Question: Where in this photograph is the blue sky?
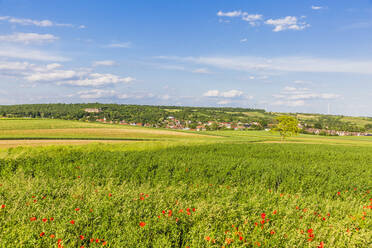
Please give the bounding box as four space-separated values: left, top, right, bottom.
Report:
0 0 371 116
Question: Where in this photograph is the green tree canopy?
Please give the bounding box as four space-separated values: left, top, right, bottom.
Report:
274 115 300 140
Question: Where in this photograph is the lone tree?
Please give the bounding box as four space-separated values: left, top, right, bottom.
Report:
274 115 300 140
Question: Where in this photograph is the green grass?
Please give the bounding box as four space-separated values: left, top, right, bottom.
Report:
0 119 371 247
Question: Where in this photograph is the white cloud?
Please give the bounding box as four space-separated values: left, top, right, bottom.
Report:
0 60 134 87
46 63 62 70
61 73 134 86
217 11 263 26
106 42 131 48
203 90 220 97
192 68 211 74
0 32 58 44
0 46 68 61
265 16 310 32
240 38 248 43
217 100 231 105
217 10 243 17
0 16 82 28
26 70 86 82
311 6 323 10
203 89 244 98
272 100 305 107
77 90 157 100
160 94 170 100
242 14 263 26
220 89 243 98
93 60 116 66
158 56 372 75
272 87 340 107
78 89 116 99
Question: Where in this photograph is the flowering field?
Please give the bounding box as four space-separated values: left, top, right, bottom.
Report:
0 141 371 247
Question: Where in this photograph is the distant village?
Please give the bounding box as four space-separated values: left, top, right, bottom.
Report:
85 108 372 137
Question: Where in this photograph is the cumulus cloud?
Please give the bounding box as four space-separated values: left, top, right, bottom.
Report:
271 87 340 107
0 16 81 28
217 10 243 17
203 90 220 97
203 89 244 98
220 90 243 98
217 10 263 26
61 73 134 86
26 70 86 82
0 60 134 87
0 46 68 61
265 16 310 32
93 60 116 66
0 32 58 44
242 14 263 26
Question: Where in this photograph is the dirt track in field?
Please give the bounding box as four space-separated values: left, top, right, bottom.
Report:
0 139 136 148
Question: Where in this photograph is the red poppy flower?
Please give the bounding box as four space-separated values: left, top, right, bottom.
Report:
75 208 80 211
168 210 172 217
50 234 55 238
239 236 243 241
30 217 37 221
1 204 5 209
337 192 341 195
186 208 190 212
270 230 275 235
79 235 84 240
260 220 265 225
50 217 54 221
42 218 47 223
307 229 313 234
318 241 324 248
261 213 266 219
192 208 196 212
179 209 183 213
273 210 277 215
95 239 99 243
140 197 145 201
254 222 258 226
32 196 36 198
90 239 94 243
40 232 45 237
102 242 107 246
108 193 112 197
205 236 210 241
162 210 165 214
139 222 146 227
70 220 75 225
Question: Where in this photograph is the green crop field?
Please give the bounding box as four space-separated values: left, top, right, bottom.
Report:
0 119 371 247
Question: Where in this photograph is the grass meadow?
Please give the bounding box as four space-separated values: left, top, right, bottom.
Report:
0 119 371 247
